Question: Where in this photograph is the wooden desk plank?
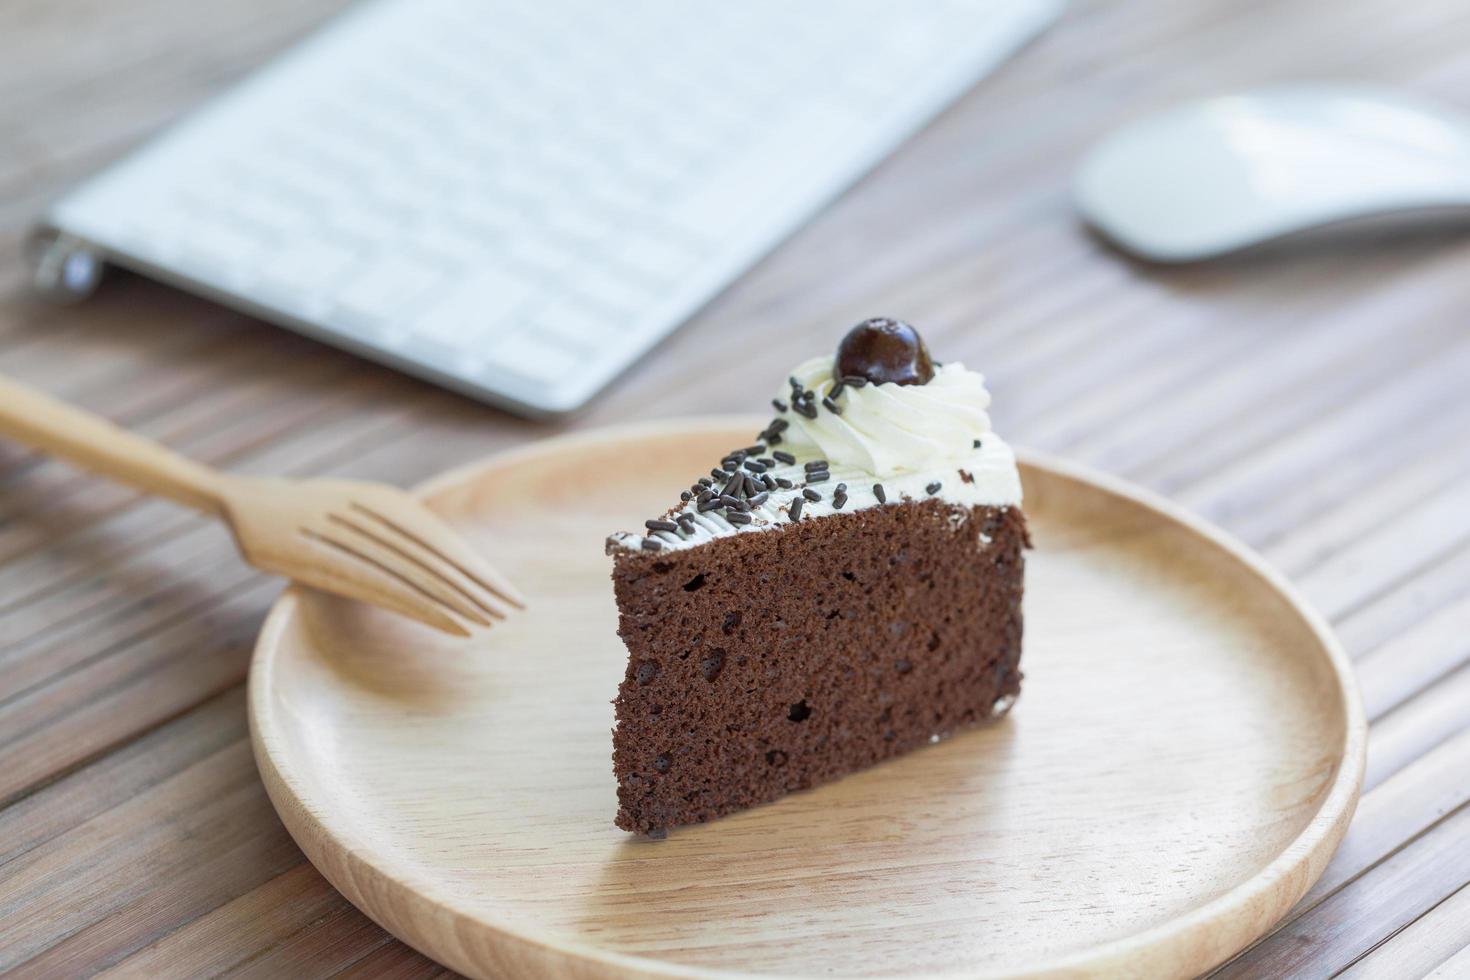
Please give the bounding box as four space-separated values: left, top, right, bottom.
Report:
1336 885 1470 979
1426 944 1470 980
1355 596 1470 720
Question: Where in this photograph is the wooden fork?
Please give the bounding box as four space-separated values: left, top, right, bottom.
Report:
0 374 524 636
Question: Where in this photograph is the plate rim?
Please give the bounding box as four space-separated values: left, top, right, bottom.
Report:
248 415 1367 979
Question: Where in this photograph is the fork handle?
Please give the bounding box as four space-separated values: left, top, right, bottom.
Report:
0 374 225 513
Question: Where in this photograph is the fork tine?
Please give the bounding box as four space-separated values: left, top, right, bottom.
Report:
349 502 527 609
308 523 500 628
297 528 475 636
326 512 510 622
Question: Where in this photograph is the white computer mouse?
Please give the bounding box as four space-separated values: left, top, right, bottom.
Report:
1073 85 1470 262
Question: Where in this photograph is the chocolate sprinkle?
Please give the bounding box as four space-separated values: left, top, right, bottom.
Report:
775 477 794 489
926 481 942 495
711 468 728 481
822 395 842 415
874 483 887 504
788 497 805 521
973 438 983 449
743 459 767 473
842 375 869 388
829 382 845 400
806 471 830 484
721 472 745 498
768 418 790 433
767 434 783 446
726 511 752 525
697 498 721 512
772 450 796 465
803 487 822 501
640 538 662 551
804 460 829 472
645 519 679 532
744 445 766 455
679 491 692 501
758 457 775 467
794 400 818 420
698 489 716 503
773 398 788 412
833 490 848 509
697 477 713 487
719 494 748 511
748 491 770 507
761 474 777 491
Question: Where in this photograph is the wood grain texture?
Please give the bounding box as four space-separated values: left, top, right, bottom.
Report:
2 0 1469 975
249 423 1365 979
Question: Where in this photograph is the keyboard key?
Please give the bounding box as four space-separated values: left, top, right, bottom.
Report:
260 238 360 295
671 102 863 236
612 229 703 281
508 237 579 278
541 206 618 249
329 203 405 249
336 256 446 321
233 192 311 241
412 267 538 342
532 299 614 348
183 220 269 280
408 223 492 268
482 327 582 385
455 198 529 242
574 268 651 316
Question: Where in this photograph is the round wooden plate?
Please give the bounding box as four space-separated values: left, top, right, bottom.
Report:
249 417 1365 979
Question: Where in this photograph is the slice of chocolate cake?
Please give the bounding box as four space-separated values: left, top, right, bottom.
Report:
606 319 1028 835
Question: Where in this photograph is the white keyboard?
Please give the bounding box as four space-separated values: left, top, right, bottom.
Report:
39 0 1060 416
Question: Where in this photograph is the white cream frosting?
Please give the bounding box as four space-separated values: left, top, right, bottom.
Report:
607 358 1021 554
780 356 996 477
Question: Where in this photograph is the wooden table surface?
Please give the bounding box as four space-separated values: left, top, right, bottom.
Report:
3 0 1469 977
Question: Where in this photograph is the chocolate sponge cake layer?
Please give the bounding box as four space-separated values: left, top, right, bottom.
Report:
610 501 1028 835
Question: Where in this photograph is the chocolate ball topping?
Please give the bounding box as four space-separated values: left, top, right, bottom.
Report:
834 317 934 386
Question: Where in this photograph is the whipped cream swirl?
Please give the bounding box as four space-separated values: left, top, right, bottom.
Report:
780 356 995 477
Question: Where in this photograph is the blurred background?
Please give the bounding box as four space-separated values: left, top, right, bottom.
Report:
2 0 1469 976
